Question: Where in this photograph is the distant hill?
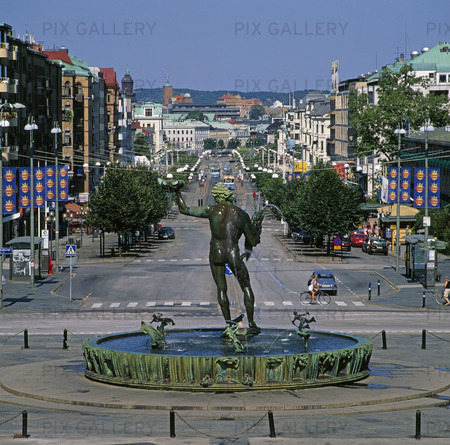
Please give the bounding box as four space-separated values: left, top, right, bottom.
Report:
134 88 328 106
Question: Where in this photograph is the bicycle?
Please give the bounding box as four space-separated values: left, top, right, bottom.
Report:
434 289 450 306
300 289 331 305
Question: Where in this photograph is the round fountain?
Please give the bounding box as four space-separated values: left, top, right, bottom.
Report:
82 327 372 391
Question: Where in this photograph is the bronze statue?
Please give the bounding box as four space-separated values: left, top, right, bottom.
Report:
159 179 263 335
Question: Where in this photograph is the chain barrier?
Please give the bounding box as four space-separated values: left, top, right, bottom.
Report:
174 411 268 439
423 330 450 343
0 410 23 426
370 330 383 340
0 329 25 350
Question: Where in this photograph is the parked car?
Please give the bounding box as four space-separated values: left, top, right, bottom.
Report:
158 227 175 240
350 233 368 247
367 238 388 255
362 237 376 253
308 270 338 295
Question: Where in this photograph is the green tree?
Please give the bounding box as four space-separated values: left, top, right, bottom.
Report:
349 64 450 159
249 104 265 120
88 165 168 253
203 138 217 151
186 110 205 121
134 133 151 157
217 139 225 149
227 138 241 150
289 161 362 254
413 204 450 254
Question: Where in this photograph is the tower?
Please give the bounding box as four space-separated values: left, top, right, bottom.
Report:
162 76 173 106
121 69 135 102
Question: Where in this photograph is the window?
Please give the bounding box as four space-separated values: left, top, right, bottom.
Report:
64 130 71 145
64 81 71 97
75 83 82 96
145 108 152 117
439 74 447 83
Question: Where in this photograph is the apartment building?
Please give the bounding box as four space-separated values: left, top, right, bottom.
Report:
216 93 262 118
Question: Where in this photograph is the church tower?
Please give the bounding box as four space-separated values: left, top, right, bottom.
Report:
121 69 135 102
162 76 173 106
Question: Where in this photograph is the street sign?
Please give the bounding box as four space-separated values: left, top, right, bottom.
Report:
0 248 13 255
333 237 342 251
66 256 77 266
65 244 77 256
225 264 233 275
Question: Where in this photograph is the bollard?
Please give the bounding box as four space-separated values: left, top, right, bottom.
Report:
368 283 372 300
169 410 176 438
415 410 421 440
24 329 29 349
377 280 380 296
421 329 426 350
63 329 69 349
22 410 28 438
198 199 201 206
268 410 276 438
422 292 426 309
381 330 387 349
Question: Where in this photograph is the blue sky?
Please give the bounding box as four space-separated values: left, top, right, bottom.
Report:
4 0 450 92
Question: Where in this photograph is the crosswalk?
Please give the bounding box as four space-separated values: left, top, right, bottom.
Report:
87 299 365 309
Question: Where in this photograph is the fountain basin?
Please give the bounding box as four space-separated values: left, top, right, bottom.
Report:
82 328 372 391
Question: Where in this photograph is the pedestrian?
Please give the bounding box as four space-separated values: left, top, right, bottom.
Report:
443 277 450 305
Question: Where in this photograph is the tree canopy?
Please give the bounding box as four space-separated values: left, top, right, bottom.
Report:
87 164 169 237
349 64 450 160
249 104 265 120
203 138 217 151
186 110 205 121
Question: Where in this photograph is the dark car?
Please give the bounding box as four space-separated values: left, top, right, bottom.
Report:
158 227 175 240
341 235 351 251
308 270 338 295
367 238 388 255
362 237 376 253
350 233 368 247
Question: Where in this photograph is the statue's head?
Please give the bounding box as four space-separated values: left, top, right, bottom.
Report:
211 182 236 203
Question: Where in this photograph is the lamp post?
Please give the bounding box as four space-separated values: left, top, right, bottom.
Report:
394 127 406 273
419 123 434 288
51 122 61 273
0 109 11 308
63 211 73 241
25 117 38 287
45 210 55 263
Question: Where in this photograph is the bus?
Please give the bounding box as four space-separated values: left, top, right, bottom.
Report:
223 175 235 190
223 164 232 175
211 167 220 178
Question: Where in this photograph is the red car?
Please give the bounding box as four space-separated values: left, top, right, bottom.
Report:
350 233 368 247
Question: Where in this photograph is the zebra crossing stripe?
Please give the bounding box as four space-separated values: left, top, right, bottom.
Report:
127 302 138 307
91 303 103 308
335 301 347 306
164 302 174 306
146 302 156 307
109 303 120 308
282 301 293 306
264 302 275 306
181 302 191 306
353 301 365 306
199 302 210 306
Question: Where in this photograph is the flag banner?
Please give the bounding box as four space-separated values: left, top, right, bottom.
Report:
58 166 69 201
413 167 426 209
34 167 46 208
428 168 440 209
3 167 16 215
400 167 411 203
380 175 388 203
19 167 31 209
45 165 56 202
387 167 399 203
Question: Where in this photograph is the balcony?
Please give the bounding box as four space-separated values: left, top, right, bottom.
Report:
2 145 19 161
0 42 8 59
0 78 18 94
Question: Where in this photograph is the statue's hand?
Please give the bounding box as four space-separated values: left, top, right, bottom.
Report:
158 178 185 192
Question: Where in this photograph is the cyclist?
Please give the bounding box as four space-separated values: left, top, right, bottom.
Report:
308 274 319 304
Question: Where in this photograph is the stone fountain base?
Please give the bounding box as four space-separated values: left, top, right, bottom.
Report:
82 328 372 392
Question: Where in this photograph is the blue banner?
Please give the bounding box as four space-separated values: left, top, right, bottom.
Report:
387 167 399 203
45 165 56 202
58 166 69 201
399 167 411 203
413 168 426 209
2 167 16 215
19 167 31 209
428 168 440 209
34 167 46 208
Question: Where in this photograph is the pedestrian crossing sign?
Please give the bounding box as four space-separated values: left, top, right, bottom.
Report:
65 244 77 256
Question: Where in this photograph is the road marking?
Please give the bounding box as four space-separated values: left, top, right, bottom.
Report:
164 302 174 306
353 301 365 306
199 302 210 306
262 258 269 261
91 303 103 308
181 302 192 306
282 301 293 306
182 258 189 261
335 301 347 306
195 258 202 261
146 302 156 307
286 258 293 262
170 259 178 262
127 302 138 308
145 259 153 262
158 259 165 262
109 303 120 308
264 301 275 306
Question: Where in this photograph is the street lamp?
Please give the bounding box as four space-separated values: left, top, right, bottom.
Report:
24 117 38 287
63 211 73 240
0 108 11 308
419 123 435 288
394 127 406 273
51 122 62 273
